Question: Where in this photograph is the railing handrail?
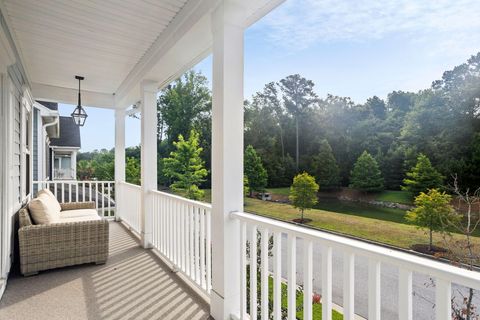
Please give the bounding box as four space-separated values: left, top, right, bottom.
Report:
118 181 141 189
33 180 115 184
231 210 480 290
149 189 212 210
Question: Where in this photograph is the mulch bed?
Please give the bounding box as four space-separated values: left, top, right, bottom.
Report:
411 244 449 257
292 218 313 224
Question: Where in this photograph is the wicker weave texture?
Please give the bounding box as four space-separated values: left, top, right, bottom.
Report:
18 203 109 275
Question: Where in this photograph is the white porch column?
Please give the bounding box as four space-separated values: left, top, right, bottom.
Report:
210 2 245 319
140 80 157 248
114 109 125 221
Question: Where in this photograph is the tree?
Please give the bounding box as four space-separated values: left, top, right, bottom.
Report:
441 176 480 320
349 151 384 192
365 96 386 119
244 145 268 197
289 173 319 223
163 130 208 200
158 70 211 151
310 139 340 190
77 160 94 180
405 189 456 251
279 74 318 170
402 154 444 196
125 157 140 185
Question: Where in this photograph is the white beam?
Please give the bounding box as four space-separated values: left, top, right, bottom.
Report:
114 108 126 222
31 82 115 109
140 80 157 248
210 1 245 319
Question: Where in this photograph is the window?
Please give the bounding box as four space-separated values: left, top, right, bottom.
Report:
21 92 32 199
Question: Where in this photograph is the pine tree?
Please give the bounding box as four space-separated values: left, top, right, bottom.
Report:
244 145 268 197
402 154 443 196
349 151 384 192
310 139 340 190
163 130 208 200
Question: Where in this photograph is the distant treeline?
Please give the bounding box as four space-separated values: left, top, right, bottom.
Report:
80 52 480 191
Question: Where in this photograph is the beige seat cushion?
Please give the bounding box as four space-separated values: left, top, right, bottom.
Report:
60 209 99 219
37 189 62 213
58 209 101 223
28 193 61 224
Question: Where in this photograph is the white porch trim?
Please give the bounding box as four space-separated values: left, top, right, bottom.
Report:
31 82 115 110
210 1 245 319
114 108 126 222
140 80 157 249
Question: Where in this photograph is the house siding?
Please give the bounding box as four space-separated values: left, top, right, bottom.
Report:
8 65 22 204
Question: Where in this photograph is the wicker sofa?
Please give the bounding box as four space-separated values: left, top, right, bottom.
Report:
18 197 109 276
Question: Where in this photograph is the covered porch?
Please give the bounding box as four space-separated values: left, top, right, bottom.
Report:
1 1 480 320
0 221 210 320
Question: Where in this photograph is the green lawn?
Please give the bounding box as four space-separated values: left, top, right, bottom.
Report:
375 190 413 205
244 197 480 252
315 198 407 225
248 270 343 319
266 187 291 197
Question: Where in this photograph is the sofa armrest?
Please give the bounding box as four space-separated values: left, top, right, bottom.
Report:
60 201 96 211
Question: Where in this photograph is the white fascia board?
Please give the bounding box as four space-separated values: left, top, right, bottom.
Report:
50 146 80 152
31 82 115 109
0 8 16 71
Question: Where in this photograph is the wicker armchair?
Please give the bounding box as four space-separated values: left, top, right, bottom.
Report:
18 201 109 276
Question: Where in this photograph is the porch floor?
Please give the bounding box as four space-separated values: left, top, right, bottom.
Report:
0 222 210 320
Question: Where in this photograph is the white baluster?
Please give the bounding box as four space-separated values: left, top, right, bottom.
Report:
273 231 282 320
303 239 313 320
206 208 212 293
261 227 269 320
322 246 332 320
250 224 258 320
343 252 355 320
398 268 412 320
368 259 381 320
287 234 296 320
200 208 206 289
240 222 247 320
435 278 451 320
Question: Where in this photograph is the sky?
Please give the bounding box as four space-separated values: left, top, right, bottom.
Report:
60 0 480 152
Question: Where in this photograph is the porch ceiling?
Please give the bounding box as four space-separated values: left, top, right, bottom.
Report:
0 0 285 109
1 0 188 95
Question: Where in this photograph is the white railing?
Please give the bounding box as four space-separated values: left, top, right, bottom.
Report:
150 190 212 295
116 181 142 234
231 211 480 320
33 180 116 218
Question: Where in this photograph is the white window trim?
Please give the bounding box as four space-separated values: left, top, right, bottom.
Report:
20 86 33 201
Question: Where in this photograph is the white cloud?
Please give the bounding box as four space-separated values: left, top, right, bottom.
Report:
256 0 480 54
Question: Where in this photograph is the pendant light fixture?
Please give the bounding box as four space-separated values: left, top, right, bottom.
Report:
71 75 88 126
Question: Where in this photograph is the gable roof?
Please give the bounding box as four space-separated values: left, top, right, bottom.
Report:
36 100 58 111
49 116 81 148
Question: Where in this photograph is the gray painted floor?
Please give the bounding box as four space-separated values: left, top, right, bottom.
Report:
0 222 210 320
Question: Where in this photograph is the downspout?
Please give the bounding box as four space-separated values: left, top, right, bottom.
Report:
43 115 58 133
43 116 59 181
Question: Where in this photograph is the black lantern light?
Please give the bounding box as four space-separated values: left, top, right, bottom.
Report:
71 75 88 126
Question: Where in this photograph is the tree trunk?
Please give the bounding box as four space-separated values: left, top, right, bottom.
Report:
295 116 299 171
429 228 433 251
279 126 285 160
